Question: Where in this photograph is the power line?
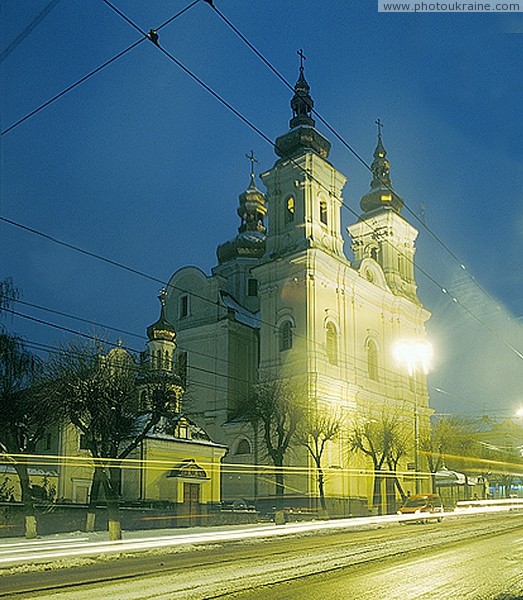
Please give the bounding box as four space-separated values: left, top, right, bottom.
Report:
95 2 523 363
0 0 62 63
6 299 486 413
0 1 200 137
207 2 517 326
2 3 521 369
1 2 517 363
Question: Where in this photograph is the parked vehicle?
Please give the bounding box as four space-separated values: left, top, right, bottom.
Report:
397 494 444 522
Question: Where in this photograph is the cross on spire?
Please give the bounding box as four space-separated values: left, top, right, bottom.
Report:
245 149 258 184
158 288 168 305
297 48 306 70
375 118 383 137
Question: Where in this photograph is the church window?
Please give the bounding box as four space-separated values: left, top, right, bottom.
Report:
176 421 189 439
247 278 258 297
285 196 295 224
320 199 328 226
326 322 338 365
164 350 171 370
176 351 188 387
370 247 378 261
367 340 379 381
45 432 52 451
235 438 252 455
179 294 189 318
79 434 89 451
279 321 293 351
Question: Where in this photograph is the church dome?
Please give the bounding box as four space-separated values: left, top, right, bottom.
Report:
216 163 267 264
217 230 266 263
360 124 403 214
147 290 176 343
274 59 331 160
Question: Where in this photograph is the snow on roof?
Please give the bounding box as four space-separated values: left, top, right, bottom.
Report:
220 292 260 328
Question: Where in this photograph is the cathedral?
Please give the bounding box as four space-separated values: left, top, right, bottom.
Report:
160 64 432 515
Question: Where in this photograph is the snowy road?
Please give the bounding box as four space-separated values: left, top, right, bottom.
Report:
1 511 522 599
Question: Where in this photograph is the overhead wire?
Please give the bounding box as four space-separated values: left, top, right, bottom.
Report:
0 0 516 363
0 0 62 63
96 0 523 362
0 0 200 137
1 2 520 421
207 2 514 322
6 297 488 413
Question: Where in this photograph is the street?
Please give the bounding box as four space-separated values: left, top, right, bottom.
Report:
1 510 522 599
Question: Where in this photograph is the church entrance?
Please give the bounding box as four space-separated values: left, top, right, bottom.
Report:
182 482 200 526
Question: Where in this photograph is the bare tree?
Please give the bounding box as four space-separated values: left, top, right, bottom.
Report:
0 279 61 538
421 415 476 493
0 333 60 538
48 343 182 540
296 404 341 516
348 409 407 515
239 379 304 507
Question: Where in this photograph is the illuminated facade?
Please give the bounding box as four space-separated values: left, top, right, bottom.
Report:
164 66 432 514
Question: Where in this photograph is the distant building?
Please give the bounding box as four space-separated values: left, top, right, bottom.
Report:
162 65 433 515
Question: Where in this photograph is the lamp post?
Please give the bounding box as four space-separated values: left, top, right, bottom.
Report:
393 340 433 494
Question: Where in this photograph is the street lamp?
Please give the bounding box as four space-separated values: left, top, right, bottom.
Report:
393 339 433 494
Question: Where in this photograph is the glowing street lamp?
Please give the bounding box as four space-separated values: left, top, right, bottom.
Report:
393 339 433 494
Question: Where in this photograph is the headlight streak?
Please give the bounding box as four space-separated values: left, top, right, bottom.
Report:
1 505 521 568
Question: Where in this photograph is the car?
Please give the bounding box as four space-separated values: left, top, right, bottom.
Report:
397 493 444 523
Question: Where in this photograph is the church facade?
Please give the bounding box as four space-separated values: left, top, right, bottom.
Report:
163 65 432 515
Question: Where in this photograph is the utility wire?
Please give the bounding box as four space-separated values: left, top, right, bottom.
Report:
208 3 515 324
0 0 62 63
2 2 520 371
7 299 486 413
0 1 515 362
97 1 523 362
0 1 199 136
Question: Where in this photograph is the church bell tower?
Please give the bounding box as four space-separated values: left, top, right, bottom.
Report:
348 122 420 303
260 55 346 260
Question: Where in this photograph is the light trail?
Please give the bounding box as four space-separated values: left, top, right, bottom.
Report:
2 506 522 569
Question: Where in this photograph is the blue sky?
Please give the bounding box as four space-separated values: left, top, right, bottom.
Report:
1 1 522 419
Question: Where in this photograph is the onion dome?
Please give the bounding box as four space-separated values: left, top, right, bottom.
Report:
360 121 403 214
146 289 177 343
216 155 267 264
274 56 331 160
105 339 134 366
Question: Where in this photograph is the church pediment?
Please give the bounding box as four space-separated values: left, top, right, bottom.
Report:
167 459 208 480
358 258 390 292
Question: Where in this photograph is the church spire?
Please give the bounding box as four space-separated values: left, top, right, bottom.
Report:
146 289 176 343
290 49 315 128
237 150 266 235
370 118 392 188
274 51 330 160
360 120 403 214
216 152 267 264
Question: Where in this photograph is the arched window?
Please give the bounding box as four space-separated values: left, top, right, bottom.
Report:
235 438 252 455
285 196 295 224
279 321 293 351
319 199 328 226
370 247 378 261
326 322 338 365
367 340 379 381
